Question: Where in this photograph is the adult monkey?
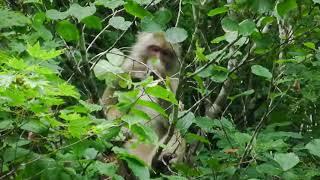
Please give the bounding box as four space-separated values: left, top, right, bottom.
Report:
101 32 185 170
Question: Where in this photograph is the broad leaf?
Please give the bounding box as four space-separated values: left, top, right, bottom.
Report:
81 16 102 30
56 20 79 41
68 3 96 21
305 139 320 158
239 19 255 36
124 0 152 19
165 27 188 43
109 16 132 31
251 65 272 80
274 153 300 171
95 0 125 10
276 0 297 17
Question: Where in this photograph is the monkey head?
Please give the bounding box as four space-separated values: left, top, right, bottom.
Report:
124 32 181 80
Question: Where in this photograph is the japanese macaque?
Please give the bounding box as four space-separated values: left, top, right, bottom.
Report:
101 32 185 169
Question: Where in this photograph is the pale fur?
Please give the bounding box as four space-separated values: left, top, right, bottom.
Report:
103 32 185 167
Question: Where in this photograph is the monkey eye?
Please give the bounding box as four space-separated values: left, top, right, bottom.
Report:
149 45 161 53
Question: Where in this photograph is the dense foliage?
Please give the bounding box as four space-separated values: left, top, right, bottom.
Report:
1 0 320 179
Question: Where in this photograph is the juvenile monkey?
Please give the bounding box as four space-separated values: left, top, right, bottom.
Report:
101 32 185 169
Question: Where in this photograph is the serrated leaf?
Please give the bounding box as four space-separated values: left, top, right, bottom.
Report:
20 120 48 133
136 99 168 117
95 161 118 177
0 9 30 29
305 139 320 158
208 7 228 17
109 16 132 31
79 100 103 112
81 15 102 30
56 20 79 42
251 65 272 80
274 153 299 171
68 3 96 21
27 42 64 60
165 27 188 43
124 0 152 19
145 85 178 105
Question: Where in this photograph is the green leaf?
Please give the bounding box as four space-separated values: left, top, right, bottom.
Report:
81 15 102 30
313 0 320 4
177 112 195 134
154 8 172 26
20 120 48 133
141 16 163 32
124 0 152 19
106 48 126 66
95 162 118 177
276 0 297 17
0 9 30 29
136 99 168 117
221 17 239 32
95 0 125 10
68 3 96 21
208 7 228 17
130 124 158 143
303 42 316 50
305 139 320 158
229 89 255 101
165 27 188 43
185 133 210 144
211 35 226 44
46 9 68 20
251 65 272 80
56 20 79 42
79 100 103 112
93 60 124 80
27 42 64 60
238 19 256 36
0 120 13 129
0 74 15 88
274 153 299 171
109 16 132 31
145 85 178 105
124 157 150 179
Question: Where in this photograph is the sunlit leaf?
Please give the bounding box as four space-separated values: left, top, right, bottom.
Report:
124 0 152 18
0 9 30 29
56 20 79 41
274 153 299 171
68 3 96 21
208 7 228 17
95 0 125 10
27 42 64 60
109 16 132 31
165 27 188 43
305 139 320 158
81 15 102 30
